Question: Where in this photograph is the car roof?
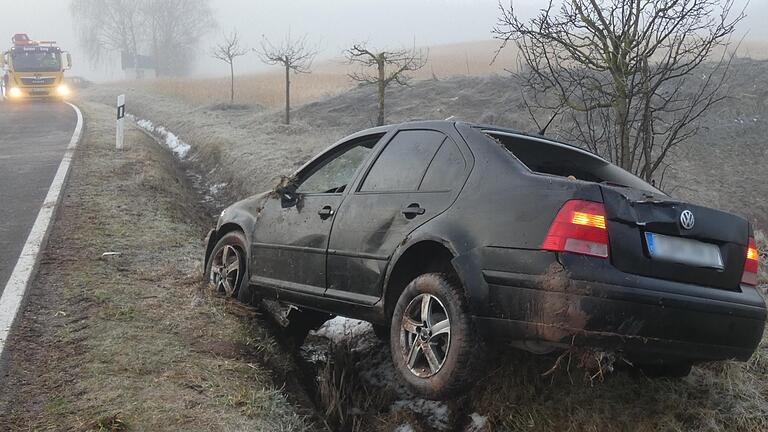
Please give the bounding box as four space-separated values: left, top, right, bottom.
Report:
351 120 607 163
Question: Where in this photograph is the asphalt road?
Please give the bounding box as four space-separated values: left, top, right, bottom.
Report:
0 101 77 295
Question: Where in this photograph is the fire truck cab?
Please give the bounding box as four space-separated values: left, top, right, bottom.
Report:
1 33 73 101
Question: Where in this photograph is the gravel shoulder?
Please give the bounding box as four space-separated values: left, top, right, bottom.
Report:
0 101 315 431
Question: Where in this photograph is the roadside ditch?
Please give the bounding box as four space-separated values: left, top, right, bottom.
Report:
128 113 488 432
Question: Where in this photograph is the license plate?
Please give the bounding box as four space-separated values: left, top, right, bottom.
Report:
644 232 724 270
30 89 48 95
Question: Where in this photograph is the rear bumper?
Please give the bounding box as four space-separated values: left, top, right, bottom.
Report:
471 248 766 362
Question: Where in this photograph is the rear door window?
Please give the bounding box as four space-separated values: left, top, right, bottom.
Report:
419 137 467 191
360 130 444 192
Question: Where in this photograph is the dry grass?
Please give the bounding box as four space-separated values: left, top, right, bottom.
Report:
315 339 396 432
144 71 352 109
0 101 313 431
126 39 768 110
127 40 521 108
464 328 768 432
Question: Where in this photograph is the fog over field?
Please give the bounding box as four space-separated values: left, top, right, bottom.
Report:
0 0 767 81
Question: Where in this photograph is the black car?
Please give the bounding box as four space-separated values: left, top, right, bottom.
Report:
204 121 765 400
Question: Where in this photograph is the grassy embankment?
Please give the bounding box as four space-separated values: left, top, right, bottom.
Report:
0 101 315 431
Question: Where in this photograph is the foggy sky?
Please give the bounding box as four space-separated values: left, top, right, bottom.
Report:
0 0 765 81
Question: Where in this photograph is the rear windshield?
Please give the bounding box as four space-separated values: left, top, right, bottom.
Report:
488 132 661 194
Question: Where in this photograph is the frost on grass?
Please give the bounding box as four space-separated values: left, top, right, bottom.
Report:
133 116 191 158
394 424 415 432
392 398 450 430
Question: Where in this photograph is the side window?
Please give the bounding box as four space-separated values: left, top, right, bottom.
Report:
360 130 444 192
296 135 381 194
419 137 467 191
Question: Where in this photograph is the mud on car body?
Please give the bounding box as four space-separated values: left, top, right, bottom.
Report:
204 120 766 400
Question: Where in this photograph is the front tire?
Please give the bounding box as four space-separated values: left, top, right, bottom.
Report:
390 273 482 400
205 231 248 297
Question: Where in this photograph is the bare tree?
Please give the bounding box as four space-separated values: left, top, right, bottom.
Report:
144 0 216 76
71 0 215 76
257 33 317 125
212 30 249 104
493 0 744 183
70 0 142 66
346 43 428 126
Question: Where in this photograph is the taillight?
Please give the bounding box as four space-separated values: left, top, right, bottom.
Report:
542 200 609 258
742 237 759 286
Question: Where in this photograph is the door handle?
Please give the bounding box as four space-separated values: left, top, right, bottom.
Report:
318 205 335 219
402 203 426 219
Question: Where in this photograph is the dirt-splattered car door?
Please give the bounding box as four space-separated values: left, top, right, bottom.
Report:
325 129 466 304
249 136 380 295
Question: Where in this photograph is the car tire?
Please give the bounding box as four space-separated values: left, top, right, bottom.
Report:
205 231 249 297
390 273 482 400
639 362 693 378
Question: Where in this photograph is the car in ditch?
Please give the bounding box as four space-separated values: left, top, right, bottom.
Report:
203 120 765 400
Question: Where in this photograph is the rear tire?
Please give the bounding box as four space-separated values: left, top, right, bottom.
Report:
205 231 249 297
390 273 482 400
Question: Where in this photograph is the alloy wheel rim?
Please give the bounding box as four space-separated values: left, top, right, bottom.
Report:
210 245 241 296
400 293 451 378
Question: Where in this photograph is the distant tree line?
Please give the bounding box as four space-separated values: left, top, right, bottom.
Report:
70 0 215 76
210 30 427 126
70 0 429 127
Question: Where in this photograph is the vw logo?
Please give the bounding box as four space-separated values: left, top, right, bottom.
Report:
680 210 695 230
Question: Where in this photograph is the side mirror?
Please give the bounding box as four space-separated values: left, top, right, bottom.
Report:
279 184 299 208
65 52 72 70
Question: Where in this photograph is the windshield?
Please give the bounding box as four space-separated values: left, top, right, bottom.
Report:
11 49 61 72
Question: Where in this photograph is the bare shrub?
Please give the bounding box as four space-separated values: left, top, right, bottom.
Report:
493 0 745 184
346 42 428 126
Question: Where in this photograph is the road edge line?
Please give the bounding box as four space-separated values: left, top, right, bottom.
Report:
0 102 84 359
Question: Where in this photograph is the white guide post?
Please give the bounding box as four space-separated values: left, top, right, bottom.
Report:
116 94 126 150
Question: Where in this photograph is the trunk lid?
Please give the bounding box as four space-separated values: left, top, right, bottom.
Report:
601 186 749 291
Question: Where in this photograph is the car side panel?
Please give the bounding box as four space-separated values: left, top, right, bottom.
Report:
326 123 474 303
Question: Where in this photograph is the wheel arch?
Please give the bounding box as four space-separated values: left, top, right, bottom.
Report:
382 238 463 321
204 222 249 271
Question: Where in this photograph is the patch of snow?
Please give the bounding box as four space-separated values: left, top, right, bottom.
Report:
155 126 191 158
131 116 191 159
312 317 372 345
394 424 415 432
466 413 489 431
392 399 450 431
136 118 155 132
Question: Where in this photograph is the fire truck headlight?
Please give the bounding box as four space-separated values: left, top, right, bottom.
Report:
8 87 22 98
56 84 71 97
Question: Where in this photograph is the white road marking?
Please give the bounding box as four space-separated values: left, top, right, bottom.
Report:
0 102 83 358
